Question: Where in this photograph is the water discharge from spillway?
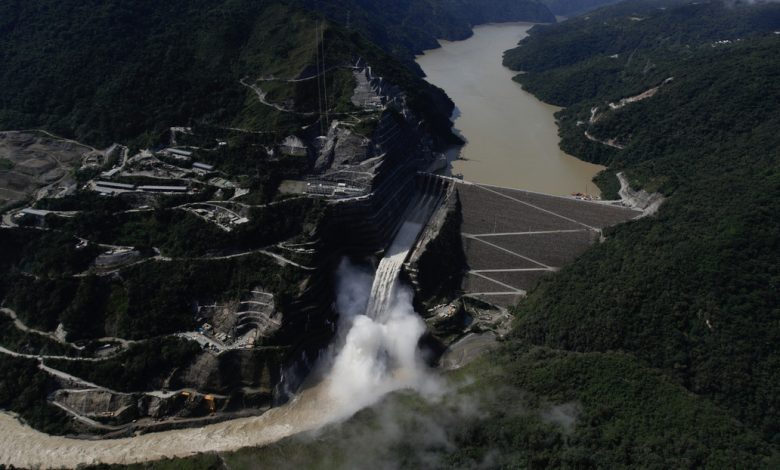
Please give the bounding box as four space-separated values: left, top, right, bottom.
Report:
365 190 438 319
325 189 442 418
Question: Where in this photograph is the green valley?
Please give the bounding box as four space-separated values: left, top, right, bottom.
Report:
1 0 778 468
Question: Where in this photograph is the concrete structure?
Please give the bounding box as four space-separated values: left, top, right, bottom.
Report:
101 167 122 178
193 162 214 172
137 185 188 193
95 181 135 190
166 148 193 158
15 207 50 225
95 249 141 269
20 208 50 218
280 136 307 157
351 67 385 110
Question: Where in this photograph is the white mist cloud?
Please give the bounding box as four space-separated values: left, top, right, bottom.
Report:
334 259 374 320
540 402 580 434
324 259 443 420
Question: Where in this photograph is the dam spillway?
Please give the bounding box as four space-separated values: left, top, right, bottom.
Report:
365 186 441 319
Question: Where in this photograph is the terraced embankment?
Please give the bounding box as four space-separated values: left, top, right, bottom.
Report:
455 180 640 306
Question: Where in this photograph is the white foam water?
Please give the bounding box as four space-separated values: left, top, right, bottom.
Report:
326 190 441 417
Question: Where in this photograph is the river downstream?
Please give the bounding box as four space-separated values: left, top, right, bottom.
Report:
416 23 604 196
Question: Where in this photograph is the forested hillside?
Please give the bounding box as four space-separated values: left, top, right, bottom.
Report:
435 0 555 25
302 0 554 59
501 0 780 448
542 0 623 16
0 0 559 441
0 0 553 148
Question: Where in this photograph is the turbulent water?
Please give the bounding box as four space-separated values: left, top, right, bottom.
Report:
326 189 442 417
416 23 605 196
364 223 421 320
365 191 437 319
0 383 336 468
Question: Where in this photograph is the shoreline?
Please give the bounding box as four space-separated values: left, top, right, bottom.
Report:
0 381 337 468
415 23 605 196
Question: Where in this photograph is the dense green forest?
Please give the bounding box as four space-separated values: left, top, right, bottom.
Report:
1 239 309 341
300 0 554 64
2 0 779 466
0 355 76 435
47 338 202 393
542 0 623 15
499 0 780 449
129 1 778 466
0 0 554 149
0 1 434 147
45 197 323 258
91 345 777 468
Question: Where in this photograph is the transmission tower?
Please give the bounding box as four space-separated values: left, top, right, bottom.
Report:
320 23 329 131
314 22 324 135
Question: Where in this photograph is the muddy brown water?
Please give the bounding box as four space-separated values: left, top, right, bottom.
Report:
0 382 337 468
416 23 604 196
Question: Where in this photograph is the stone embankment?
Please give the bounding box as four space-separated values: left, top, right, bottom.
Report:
617 172 665 216
452 178 641 307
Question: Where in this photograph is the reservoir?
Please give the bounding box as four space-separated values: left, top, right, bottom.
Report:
416 23 604 196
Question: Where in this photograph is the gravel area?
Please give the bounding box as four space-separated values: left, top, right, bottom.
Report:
481 270 549 292
0 381 338 468
458 185 582 233
462 272 517 293
486 230 595 267
463 237 543 270
487 186 640 228
465 293 523 308
457 182 638 305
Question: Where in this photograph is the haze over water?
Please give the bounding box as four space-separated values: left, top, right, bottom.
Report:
416 23 604 196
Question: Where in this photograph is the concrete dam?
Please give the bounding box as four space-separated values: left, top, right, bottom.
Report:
296 167 641 385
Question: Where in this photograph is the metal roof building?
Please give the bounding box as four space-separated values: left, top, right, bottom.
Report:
137 185 188 193
193 162 215 171
95 180 136 190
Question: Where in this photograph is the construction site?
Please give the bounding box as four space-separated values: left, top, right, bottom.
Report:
0 131 91 211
